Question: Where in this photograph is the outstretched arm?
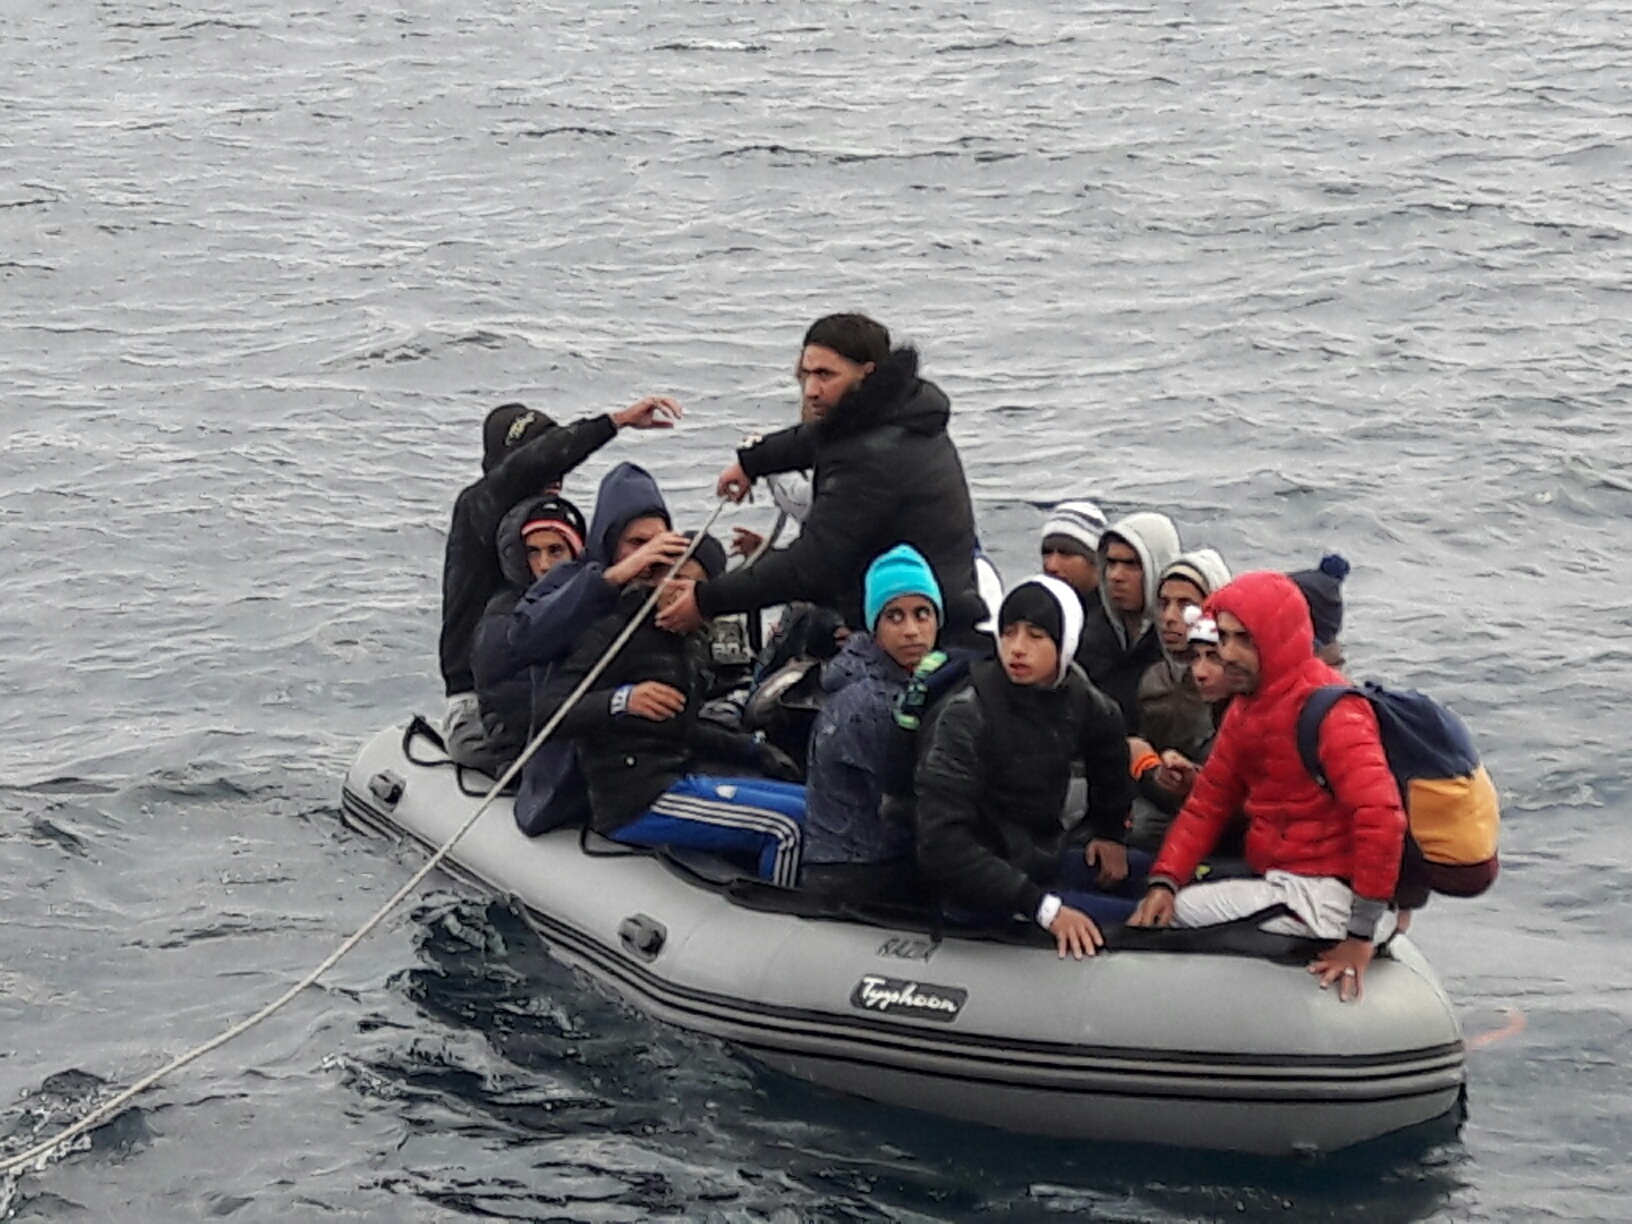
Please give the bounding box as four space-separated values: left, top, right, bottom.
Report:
696 447 891 618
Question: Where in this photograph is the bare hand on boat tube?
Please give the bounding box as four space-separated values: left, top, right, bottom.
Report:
1049 906 1104 960
1126 884 1176 928
626 682 687 721
1309 938 1374 1002
1084 839 1129 887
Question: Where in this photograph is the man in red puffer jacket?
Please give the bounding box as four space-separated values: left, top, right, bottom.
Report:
1127 571 1406 1002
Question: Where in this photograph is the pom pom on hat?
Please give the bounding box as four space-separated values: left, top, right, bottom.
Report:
1288 552 1349 647
1184 603 1219 645
864 544 944 632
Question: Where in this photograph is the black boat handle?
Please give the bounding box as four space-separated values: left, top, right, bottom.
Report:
618 914 666 961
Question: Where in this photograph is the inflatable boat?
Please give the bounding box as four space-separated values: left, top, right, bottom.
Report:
340 719 1466 1155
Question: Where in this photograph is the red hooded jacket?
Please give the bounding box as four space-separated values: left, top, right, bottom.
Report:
1151 571 1405 903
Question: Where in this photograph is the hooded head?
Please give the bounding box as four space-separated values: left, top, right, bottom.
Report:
495 494 585 590
998 575 1083 689
1288 553 1350 649
1155 548 1232 659
1097 511 1182 643
1203 571 1316 697
481 403 558 474
583 462 670 566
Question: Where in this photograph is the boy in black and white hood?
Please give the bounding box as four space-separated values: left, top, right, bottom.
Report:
914 576 1141 959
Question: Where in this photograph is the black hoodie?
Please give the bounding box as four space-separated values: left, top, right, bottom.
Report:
439 414 618 696
695 348 982 641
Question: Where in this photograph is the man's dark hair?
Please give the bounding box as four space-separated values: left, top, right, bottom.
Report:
803 314 890 367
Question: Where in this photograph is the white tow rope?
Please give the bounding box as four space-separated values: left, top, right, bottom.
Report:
0 500 729 1180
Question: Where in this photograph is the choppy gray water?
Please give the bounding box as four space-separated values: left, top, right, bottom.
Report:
2 0 1629 1218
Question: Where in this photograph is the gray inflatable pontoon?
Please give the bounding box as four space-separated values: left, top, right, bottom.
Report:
341 719 1465 1155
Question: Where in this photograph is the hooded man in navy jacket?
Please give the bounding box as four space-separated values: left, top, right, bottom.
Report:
506 462 691 833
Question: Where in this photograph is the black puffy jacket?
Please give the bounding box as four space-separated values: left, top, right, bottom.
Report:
914 660 1133 917
695 348 982 641
540 586 764 834
439 414 617 696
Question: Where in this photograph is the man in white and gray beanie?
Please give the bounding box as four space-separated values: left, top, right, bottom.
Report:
1039 499 1109 602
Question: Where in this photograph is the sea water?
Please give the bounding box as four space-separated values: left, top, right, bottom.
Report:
1 0 1628 1218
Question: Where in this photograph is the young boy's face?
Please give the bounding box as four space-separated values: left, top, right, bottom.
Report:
523 527 575 580
1189 641 1229 702
998 620 1058 687
874 594 937 672
1157 577 1207 656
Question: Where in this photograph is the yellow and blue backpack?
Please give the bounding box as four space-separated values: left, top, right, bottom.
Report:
1297 682 1499 900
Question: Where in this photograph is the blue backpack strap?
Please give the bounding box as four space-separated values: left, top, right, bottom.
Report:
1296 684 1365 791
1356 680 1481 778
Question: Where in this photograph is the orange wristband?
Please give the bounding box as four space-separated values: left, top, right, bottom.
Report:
1130 751 1161 779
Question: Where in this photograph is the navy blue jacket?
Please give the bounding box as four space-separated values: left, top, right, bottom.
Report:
803 634 915 866
510 463 670 834
468 494 564 770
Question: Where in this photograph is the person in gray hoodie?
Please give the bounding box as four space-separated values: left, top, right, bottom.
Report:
1126 548 1232 849
1074 511 1182 723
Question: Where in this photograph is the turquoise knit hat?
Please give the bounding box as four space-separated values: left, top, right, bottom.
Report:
864 544 943 632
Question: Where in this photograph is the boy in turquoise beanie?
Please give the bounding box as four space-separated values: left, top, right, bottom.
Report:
802 545 944 903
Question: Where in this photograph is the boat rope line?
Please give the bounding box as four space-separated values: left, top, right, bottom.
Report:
745 509 787 565
0 499 729 1180
1466 1006 1526 1050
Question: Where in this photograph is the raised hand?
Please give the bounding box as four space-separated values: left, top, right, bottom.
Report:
654 580 706 634
613 396 683 430
604 531 689 587
730 526 766 558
